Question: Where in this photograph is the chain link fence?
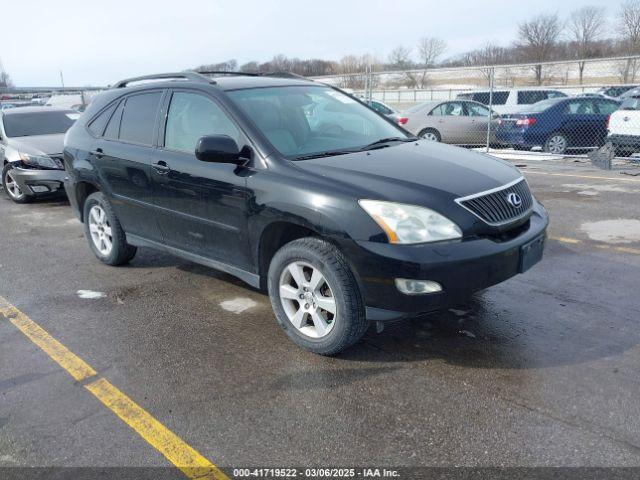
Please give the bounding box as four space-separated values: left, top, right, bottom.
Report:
314 56 640 162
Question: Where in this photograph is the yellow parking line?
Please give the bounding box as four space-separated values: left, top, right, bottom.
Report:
0 296 228 480
525 171 640 183
0 296 97 381
550 236 640 255
86 378 227 480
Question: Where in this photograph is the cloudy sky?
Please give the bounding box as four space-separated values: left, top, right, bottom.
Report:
3 0 610 87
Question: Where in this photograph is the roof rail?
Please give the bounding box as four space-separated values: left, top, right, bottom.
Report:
196 70 313 81
112 72 214 89
196 70 261 77
262 71 311 81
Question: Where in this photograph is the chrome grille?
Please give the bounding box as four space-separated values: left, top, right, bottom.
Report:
456 178 533 226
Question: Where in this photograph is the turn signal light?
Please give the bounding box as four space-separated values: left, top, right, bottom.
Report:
397 117 408 125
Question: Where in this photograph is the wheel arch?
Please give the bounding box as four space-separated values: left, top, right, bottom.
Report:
75 181 101 222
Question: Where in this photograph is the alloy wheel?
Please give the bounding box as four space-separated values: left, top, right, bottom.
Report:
4 170 24 200
547 135 567 154
88 205 114 256
279 261 337 339
422 131 439 142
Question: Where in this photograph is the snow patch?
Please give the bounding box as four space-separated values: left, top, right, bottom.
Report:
77 290 106 299
220 297 258 314
581 219 640 244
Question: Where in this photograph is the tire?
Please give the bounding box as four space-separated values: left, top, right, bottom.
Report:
268 237 368 355
83 191 137 266
543 132 568 155
419 128 441 142
2 163 34 204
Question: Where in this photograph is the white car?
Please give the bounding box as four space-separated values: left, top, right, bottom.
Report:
457 88 568 115
607 95 640 156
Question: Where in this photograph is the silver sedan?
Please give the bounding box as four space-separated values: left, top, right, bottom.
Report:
401 100 498 145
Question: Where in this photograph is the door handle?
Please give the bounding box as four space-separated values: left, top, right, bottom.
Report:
153 161 170 174
91 148 104 159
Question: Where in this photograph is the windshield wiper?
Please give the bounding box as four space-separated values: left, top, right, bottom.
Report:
294 150 356 161
359 137 417 151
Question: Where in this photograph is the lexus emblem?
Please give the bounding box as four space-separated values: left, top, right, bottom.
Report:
506 192 523 208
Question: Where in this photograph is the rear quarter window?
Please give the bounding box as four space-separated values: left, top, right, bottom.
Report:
88 103 118 137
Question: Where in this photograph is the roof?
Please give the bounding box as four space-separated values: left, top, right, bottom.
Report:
1 106 75 115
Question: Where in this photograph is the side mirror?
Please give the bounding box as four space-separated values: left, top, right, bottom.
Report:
195 135 242 164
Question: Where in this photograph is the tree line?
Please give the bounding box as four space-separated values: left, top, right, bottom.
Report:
195 1 640 87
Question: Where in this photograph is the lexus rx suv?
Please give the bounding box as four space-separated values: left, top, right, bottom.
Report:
63 72 548 355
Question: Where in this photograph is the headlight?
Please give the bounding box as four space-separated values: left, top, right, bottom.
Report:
19 153 59 169
359 200 462 244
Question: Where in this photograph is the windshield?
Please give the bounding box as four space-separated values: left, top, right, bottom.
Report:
3 111 78 137
228 86 408 159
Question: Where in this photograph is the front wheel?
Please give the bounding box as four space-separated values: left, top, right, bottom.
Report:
83 191 137 266
268 237 368 355
419 128 441 142
544 132 568 154
2 163 34 204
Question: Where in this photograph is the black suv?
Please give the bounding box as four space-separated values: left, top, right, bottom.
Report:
64 72 548 354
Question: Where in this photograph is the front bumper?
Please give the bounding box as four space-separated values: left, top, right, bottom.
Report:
346 203 549 321
9 166 66 196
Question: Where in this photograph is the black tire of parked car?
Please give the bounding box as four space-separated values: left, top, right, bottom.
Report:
2 163 34 204
418 128 441 142
83 191 137 266
267 237 368 355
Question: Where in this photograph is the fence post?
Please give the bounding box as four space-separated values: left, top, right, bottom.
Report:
486 67 495 153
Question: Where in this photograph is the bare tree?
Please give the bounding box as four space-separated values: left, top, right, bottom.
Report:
0 59 12 88
618 0 640 81
619 0 640 52
568 6 607 83
195 59 238 72
416 37 446 87
517 13 563 84
388 46 417 86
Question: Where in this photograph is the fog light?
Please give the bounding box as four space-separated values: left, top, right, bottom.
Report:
31 185 49 193
395 279 442 295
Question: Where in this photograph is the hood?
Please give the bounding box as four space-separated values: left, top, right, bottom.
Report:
293 140 522 203
6 134 65 156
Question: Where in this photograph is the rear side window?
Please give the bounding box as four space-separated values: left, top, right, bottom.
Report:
119 92 162 145
88 103 118 137
431 102 465 116
565 100 596 115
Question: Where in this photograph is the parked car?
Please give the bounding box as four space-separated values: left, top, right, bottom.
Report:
457 88 568 115
495 97 620 154
596 85 637 99
607 95 640 156
402 100 498 145
64 71 548 355
363 99 398 120
1 107 78 203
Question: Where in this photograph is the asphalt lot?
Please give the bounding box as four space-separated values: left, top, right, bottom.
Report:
1 157 640 475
